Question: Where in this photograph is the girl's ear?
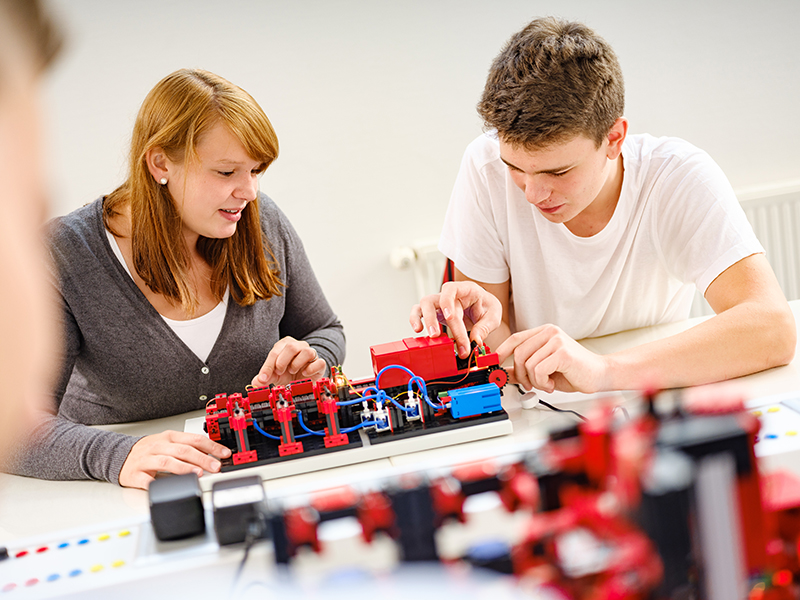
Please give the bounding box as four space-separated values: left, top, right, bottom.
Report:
145 147 170 184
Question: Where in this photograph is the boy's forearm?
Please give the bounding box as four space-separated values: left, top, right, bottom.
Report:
604 301 796 391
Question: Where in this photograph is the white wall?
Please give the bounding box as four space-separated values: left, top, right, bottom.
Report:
42 0 800 377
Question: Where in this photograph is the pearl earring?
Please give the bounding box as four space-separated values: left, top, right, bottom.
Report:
159 178 168 185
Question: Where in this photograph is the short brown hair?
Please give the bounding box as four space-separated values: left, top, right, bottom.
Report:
104 69 283 314
477 17 624 149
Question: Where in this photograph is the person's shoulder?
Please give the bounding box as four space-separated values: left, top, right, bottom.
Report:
255 192 291 231
624 133 709 164
45 197 104 246
254 192 301 251
463 131 502 169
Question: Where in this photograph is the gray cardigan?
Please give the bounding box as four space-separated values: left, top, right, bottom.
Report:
7 194 345 484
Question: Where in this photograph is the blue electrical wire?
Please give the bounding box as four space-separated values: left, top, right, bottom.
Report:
361 386 381 401
360 386 415 413
341 420 381 434
252 364 451 446
256 411 380 438
252 420 281 440
387 395 416 413
296 411 325 436
299 411 384 436
375 365 446 410
375 365 418 391
336 398 364 406
253 416 315 440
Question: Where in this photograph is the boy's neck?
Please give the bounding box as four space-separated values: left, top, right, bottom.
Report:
564 154 625 238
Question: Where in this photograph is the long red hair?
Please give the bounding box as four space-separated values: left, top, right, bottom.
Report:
104 69 282 314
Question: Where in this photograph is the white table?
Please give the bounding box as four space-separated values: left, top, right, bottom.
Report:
2 301 800 598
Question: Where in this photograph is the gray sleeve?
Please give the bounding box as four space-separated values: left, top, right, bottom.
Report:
4 253 140 484
4 223 139 483
6 414 139 484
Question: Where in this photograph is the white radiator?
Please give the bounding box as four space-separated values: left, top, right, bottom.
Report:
691 182 800 317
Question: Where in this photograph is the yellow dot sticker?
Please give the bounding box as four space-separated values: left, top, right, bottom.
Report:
90 564 103 573
97 534 110 541
112 560 125 568
768 407 780 413
118 530 130 537
753 410 763 417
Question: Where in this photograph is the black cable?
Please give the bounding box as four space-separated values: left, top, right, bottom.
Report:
231 515 266 591
515 385 587 422
538 398 588 422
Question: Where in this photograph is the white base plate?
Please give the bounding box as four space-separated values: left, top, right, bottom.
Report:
186 416 513 491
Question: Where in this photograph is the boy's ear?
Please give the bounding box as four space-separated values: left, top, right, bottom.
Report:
606 117 628 159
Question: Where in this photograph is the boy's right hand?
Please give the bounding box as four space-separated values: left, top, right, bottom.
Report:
409 281 502 358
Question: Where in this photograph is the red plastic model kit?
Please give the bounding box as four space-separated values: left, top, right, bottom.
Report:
203 335 509 471
264 394 800 599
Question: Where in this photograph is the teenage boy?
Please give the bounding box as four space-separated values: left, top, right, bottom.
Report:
411 17 795 393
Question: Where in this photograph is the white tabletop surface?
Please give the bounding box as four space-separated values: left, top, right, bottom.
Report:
3 301 800 544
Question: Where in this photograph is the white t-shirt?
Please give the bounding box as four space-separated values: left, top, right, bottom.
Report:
439 132 764 340
106 230 228 362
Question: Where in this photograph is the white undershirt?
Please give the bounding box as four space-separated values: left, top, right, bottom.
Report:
106 230 228 362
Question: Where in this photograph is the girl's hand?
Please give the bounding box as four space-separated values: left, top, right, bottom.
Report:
251 336 326 387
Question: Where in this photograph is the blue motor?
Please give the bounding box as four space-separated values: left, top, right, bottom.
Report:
446 383 503 419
